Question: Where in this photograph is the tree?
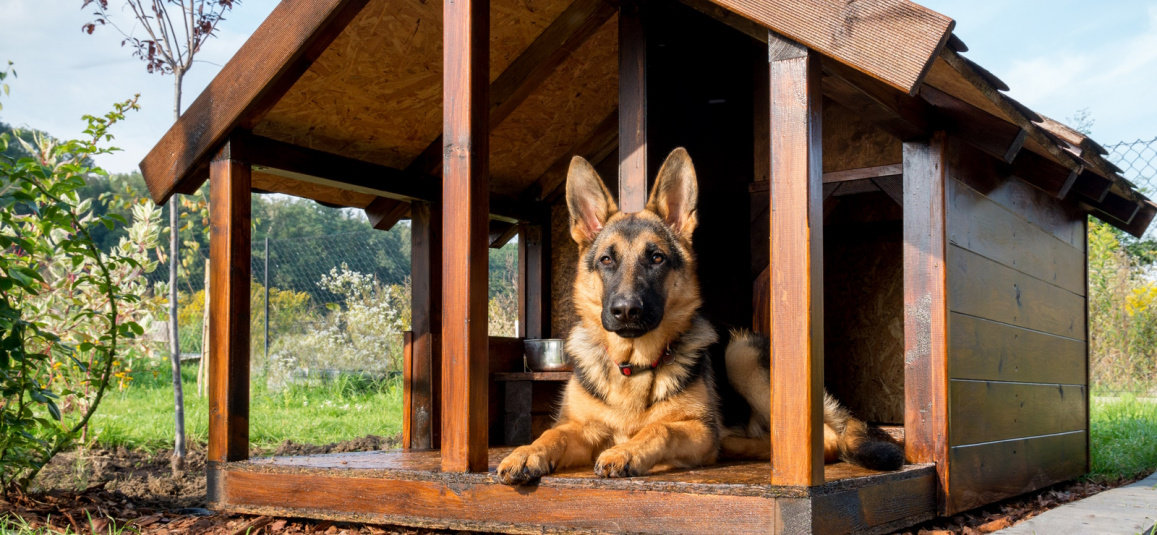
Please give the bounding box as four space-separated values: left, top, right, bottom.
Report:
81 0 239 473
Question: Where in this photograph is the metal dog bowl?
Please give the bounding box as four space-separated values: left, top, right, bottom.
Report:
524 339 570 372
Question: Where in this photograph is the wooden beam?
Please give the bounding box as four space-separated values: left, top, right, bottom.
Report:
903 131 950 513
1010 149 1080 200
524 109 619 203
249 135 433 201
365 197 411 232
489 220 519 249
489 194 546 225
618 0 649 213
1070 169 1112 203
407 0 618 178
520 224 551 339
821 61 932 141
766 32 824 487
706 0 954 94
441 0 490 473
402 330 414 449
920 85 1026 164
208 136 252 469
410 201 442 450
822 164 904 184
1121 201 1157 239
140 0 370 204
1088 191 1143 226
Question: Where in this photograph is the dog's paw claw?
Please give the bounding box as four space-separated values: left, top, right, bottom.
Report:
497 448 552 485
594 448 640 478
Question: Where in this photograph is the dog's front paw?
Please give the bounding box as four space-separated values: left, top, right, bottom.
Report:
496 447 554 485
594 448 642 478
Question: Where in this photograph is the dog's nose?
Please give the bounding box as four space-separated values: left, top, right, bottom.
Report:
609 297 643 321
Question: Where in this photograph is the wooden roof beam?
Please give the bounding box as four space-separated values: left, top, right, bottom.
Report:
140 0 371 204
249 135 433 202
821 60 933 141
407 0 619 178
1121 201 1157 239
921 85 1026 164
1070 169 1113 203
1009 149 1080 200
1086 192 1143 227
522 108 620 203
366 198 411 232
488 220 520 249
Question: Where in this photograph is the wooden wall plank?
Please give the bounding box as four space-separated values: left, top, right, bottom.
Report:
902 132 950 511
947 313 1086 385
705 0 953 94
946 138 1085 251
947 178 1085 296
948 431 1087 514
811 472 937 535
618 0 648 213
766 33 824 486
947 246 1086 340
208 138 252 464
949 381 1086 446
441 0 491 473
410 202 442 450
140 0 370 204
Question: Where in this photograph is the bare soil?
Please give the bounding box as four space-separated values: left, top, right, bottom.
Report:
1 441 1140 534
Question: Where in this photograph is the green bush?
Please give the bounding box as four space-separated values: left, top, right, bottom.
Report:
1088 221 1157 393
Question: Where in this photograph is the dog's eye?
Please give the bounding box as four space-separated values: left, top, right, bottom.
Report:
651 253 665 265
599 255 613 266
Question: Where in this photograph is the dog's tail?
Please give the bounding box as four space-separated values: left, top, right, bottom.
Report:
724 329 905 471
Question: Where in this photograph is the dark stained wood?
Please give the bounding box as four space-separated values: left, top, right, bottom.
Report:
920 85 1026 164
208 136 251 464
410 201 442 450
810 471 937 535
947 313 1086 385
705 0 953 94
494 372 572 382
947 245 1086 340
487 220 519 249
1122 200 1157 239
1087 191 1144 226
249 135 432 201
766 32 824 487
821 61 932 141
619 0 649 213
1070 169 1112 203
365 197 410 232
1010 149 1080 200
503 380 533 445
822 164 904 184
521 225 551 339
140 0 371 204
524 109 619 203
441 0 491 473
402 330 414 449
902 132 950 512
946 139 1086 251
949 381 1086 446
947 178 1086 296
407 0 619 178
947 431 1086 514
874 175 904 207
487 337 526 447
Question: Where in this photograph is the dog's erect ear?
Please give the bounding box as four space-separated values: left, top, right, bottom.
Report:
566 156 618 245
646 147 698 240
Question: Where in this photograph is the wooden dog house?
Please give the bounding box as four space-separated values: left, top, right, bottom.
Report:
139 0 1156 532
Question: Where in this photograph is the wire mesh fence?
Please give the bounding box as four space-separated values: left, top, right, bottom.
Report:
1106 137 1157 194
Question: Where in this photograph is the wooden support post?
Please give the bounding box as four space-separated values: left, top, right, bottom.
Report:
402 331 414 448
441 0 490 473
903 131 950 512
410 201 442 450
766 32 824 487
618 0 648 213
519 224 551 338
208 135 251 466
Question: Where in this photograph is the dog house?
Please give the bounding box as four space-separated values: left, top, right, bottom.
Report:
139 0 1156 532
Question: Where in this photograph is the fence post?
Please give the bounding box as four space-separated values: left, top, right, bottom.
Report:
264 236 270 362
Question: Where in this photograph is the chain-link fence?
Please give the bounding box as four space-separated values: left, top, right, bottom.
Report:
1106 137 1157 195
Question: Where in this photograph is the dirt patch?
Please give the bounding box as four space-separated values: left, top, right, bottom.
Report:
896 475 1143 534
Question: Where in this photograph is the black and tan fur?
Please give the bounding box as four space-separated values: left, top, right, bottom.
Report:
496 148 901 485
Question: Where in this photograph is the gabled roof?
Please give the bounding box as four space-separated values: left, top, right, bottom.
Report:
138 0 1154 237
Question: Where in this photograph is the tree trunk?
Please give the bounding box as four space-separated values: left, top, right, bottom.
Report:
169 70 187 475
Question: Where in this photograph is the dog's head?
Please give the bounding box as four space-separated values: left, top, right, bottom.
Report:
566 148 701 340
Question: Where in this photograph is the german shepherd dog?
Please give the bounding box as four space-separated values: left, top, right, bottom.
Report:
496 148 903 485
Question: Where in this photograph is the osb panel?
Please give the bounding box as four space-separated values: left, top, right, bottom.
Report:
824 215 905 425
923 57 1013 123
489 15 619 196
550 201 579 338
822 100 902 173
252 171 377 208
255 0 572 169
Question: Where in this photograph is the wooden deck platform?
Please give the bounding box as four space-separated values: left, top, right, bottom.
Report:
210 448 937 534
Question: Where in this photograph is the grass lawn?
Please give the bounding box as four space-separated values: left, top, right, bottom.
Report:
1089 395 1157 482
89 362 403 451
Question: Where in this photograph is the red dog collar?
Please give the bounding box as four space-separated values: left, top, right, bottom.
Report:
614 342 677 376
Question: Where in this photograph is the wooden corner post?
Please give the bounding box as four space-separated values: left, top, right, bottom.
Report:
208 134 251 468
618 0 648 213
409 201 442 450
442 0 490 473
903 131 950 509
766 32 824 486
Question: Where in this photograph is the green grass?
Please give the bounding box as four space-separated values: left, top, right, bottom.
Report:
1090 395 1157 482
88 362 403 451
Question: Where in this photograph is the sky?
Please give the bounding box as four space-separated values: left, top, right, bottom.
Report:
1 0 1156 175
